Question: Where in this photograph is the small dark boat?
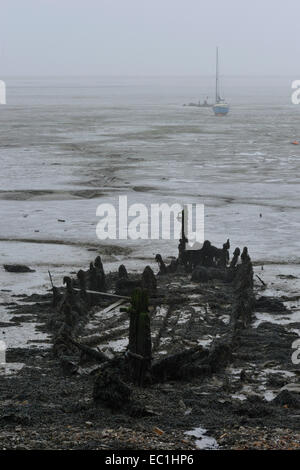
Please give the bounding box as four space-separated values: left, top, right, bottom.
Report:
184 97 213 108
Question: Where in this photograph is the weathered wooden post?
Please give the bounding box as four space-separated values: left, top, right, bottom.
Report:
230 247 254 330
128 288 152 386
118 264 128 279
95 256 106 292
178 209 188 264
141 266 157 292
230 247 240 269
77 269 90 305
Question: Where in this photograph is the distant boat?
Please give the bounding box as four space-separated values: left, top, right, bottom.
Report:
213 47 229 116
183 97 213 108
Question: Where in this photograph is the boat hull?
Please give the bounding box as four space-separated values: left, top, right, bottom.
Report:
213 104 229 116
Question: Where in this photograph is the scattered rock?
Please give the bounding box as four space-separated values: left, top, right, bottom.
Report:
3 265 35 273
255 296 287 313
273 390 300 408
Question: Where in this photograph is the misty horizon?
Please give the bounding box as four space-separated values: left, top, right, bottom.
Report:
1 0 299 77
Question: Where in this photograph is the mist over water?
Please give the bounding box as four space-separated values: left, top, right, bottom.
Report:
0 75 300 294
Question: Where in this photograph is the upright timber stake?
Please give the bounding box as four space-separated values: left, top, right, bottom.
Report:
48 270 61 307
178 208 188 263
128 288 152 386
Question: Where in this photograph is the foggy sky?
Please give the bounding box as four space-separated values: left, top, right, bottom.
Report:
1 0 299 76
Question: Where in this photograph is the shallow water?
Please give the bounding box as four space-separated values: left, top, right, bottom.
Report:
185 427 218 450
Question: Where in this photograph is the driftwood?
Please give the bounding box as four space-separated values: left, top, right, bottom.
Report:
256 274 267 287
73 288 129 300
68 337 108 363
151 346 208 381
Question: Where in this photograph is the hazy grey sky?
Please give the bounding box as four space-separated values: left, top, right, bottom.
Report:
1 0 299 76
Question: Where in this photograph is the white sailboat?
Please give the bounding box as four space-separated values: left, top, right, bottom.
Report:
213 47 229 116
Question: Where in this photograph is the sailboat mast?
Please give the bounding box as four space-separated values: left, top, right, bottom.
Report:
212 47 229 115
215 46 219 103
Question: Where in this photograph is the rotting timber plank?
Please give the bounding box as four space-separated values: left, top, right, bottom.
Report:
73 288 129 300
94 298 127 315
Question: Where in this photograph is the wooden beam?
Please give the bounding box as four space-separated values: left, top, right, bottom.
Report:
73 288 130 300
96 298 127 315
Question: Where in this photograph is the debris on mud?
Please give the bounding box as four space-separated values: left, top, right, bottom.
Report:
3 265 35 273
